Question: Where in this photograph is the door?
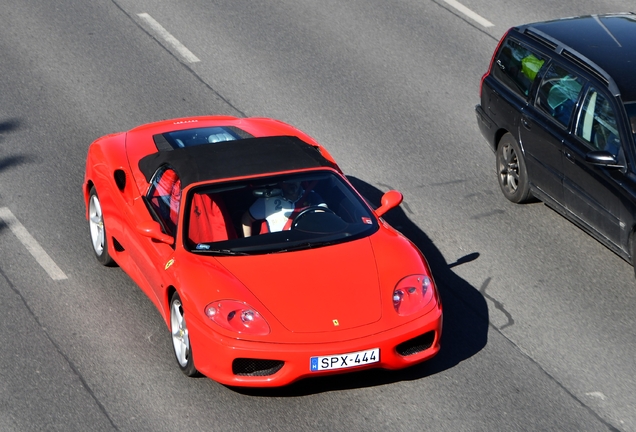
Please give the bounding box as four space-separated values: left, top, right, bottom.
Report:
126 165 180 305
488 37 546 147
563 86 628 246
520 62 584 204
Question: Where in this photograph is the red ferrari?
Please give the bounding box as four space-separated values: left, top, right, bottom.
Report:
83 116 442 387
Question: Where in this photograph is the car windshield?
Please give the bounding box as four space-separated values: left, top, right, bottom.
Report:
183 170 378 254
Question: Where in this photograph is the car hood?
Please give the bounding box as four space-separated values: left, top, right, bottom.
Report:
215 238 382 333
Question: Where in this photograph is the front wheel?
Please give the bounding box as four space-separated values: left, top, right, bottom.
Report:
496 133 532 203
170 291 199 377
88 187 115 266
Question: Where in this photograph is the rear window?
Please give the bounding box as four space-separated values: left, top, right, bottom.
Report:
492 37 546 98
153 126 252 150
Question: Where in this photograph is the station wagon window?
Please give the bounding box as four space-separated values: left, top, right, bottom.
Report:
575 88 621 156
146 166 181 236
536 64 583 127
493 38 546 98
625 102 636 146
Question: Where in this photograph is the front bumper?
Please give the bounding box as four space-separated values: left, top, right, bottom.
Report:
187 306 442 387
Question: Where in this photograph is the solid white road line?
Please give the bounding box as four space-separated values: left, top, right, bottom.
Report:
0 207 68 280
137 12 201 63
442 0 494 27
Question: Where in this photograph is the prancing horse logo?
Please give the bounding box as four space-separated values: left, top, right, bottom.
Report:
333 319 339 326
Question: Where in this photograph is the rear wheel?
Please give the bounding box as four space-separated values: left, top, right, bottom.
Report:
170 291 199 377
496 133 532 203
88 187 115 266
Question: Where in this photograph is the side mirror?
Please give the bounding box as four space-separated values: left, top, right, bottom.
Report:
585 151 623 168
137 221 174 245
375 190 403 217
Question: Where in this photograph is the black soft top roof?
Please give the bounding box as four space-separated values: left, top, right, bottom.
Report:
138 135 337 187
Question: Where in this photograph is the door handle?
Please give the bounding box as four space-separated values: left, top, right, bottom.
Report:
521 115 531 130
564 151 574 162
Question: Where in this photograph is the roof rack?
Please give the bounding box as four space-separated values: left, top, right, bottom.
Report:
522 27 620 96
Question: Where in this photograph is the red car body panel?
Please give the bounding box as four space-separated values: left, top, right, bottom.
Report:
83 116 442 387
216 238 383 333
187 304 441 387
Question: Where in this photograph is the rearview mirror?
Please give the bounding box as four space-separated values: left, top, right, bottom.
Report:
375 190 403 217
137 221 174 245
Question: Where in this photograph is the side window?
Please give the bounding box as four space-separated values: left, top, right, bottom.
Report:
575 88 621 156
625 102 636 148
492 38 546 98
536 64 583 127
147 166 181 236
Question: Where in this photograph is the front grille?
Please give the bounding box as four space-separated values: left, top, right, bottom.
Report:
396 331 435 357
232 358 284 376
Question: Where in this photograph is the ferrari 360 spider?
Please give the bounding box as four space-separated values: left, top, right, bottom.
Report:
83 116 442 387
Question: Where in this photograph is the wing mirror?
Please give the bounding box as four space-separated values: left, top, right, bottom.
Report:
585 151 623 168
137 221 174 245
375 190 403 217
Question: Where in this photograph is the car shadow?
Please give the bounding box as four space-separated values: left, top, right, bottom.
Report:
0 154 31 172
231 177 490 397
0 118 20 138
0 119 31 173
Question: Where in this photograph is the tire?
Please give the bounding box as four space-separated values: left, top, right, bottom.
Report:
170 291 199 377
88 187 115 266
496 133 532 203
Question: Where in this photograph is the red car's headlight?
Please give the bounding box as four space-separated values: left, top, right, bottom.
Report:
392 274 435 316
204 300 270 335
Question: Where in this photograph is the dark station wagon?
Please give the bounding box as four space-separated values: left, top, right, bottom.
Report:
476 13 636 276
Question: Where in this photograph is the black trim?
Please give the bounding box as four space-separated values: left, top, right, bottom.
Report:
522 25 620 96
114 169 126 191
232 358 284 376
396 331 435 357
152 134 173 151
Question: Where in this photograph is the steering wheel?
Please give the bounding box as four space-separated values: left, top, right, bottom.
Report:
291 206 336 228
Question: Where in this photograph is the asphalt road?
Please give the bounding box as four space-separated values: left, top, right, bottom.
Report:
0 0 634 430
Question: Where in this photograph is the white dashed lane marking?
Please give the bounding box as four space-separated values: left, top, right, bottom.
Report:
137 12 201 63
442 0 494 27
0 207 68 280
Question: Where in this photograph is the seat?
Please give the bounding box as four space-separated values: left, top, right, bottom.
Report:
188 193 237 244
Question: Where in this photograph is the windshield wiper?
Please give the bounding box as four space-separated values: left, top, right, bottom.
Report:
273 241 333 253
194 248 248 256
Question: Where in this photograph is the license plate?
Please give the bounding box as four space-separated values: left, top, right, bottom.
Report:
310 348 379 371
